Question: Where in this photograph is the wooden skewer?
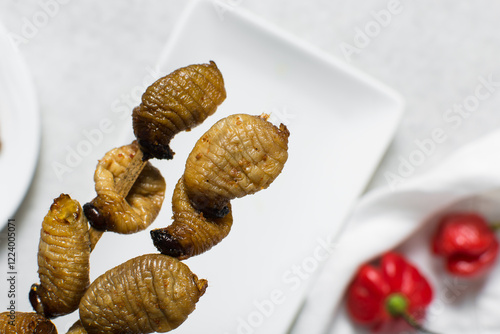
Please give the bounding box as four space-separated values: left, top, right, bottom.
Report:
87 149 148 251
115 150 148 196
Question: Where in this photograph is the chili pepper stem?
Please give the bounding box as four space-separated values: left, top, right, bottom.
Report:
386 294 439 334
400 313 440 334
490 222 500 231
87 149 148 250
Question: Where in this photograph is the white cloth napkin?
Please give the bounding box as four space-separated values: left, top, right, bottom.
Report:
290 129 500 334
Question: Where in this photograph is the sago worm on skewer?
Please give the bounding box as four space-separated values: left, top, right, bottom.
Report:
133 61 226 160
84 141 166 242
151 177 234 259
79 254 207 334
151 114 290 259
29 194 91 319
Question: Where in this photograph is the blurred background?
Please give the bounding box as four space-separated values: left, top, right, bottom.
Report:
1 0 500 333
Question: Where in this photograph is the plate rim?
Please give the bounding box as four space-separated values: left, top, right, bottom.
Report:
159 0 406 114
0 21 40 231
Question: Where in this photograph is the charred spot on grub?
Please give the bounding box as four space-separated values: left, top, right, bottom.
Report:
150 229 185 258
138 139 174 161
83 202 108 231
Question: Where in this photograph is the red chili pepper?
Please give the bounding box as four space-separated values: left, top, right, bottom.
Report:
432 212 499 277
347 252 434 333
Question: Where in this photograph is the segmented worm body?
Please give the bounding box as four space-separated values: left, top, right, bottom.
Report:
84 141 166 234
151 178 234 259
30 194 90 319
79 254 207 334
133 61 226 159
184 113 290 213
151 114 289 258
0 312 57 334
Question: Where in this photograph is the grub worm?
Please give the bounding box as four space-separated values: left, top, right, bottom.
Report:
79 254 207 334
84 141 166 239
133 61 226 160
29 194 91 319
151 114 289 259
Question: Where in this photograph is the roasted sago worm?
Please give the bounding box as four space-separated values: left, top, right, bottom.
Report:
184 114 290 214
29 194 91 319
83 141 166 234
79 254 207 334
151 178 233 259
151 114 289 258
133 61 226 160
0 312 57 334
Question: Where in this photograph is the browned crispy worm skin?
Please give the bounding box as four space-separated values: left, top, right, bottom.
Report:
151 114 289 259
133 61 226 159
184 114 289 214
79 254 207 334
151 178 233 259
84 141 166 234
0 312 57 334
29 194 90 319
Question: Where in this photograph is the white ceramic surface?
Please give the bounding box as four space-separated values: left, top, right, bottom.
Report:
0 22 39 232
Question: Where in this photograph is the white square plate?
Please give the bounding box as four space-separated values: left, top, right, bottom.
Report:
97 0 404 333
